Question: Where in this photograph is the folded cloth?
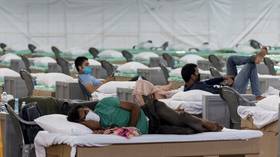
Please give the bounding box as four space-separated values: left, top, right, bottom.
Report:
104 127 141 139
237 106 278 128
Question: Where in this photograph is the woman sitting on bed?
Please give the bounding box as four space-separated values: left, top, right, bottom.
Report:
67 97 223 135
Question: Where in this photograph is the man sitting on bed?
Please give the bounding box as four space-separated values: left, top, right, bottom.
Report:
74 56 113 94
181 47 268 100
67 97 222 134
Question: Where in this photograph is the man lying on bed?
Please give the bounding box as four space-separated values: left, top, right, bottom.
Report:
181 47 268 101
67 97 222 135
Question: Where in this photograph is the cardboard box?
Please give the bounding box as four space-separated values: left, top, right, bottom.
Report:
241 118 278 157
32 89 55 97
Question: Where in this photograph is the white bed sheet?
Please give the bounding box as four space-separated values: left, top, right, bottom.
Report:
159 99 202 115
91 92 117 101
35 128 262 157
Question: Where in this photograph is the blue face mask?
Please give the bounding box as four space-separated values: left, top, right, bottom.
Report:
83 66 92 74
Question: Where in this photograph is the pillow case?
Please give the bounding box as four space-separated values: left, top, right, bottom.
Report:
97 81 136 94
171 90 213 101
117 62 149 73
98 50 123 58
32 73 76 87
34 114 93 135
180 54 206 64
0 53 21 63
31 57 56 67
0 68 20 77
134 52 159 61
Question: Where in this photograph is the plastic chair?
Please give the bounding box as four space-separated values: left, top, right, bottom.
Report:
132 40 152 49
121 50 133 62
209 67 222 77
27 44 36 53
263 57 276 75
162 53 175 69
56 57 70 76
159 64 169 84
20 55 31 73
51 46 61 58
249 39 262 49
220 86 255 129
208 55 224 72
78 78 92 101
154 41 169 50
19 69 34 97
5 103 37 157
100 60 115 77
188 48 200 52
0 43 7 52
88 47 99 59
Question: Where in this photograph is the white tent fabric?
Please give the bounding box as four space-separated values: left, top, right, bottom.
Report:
0 0 279 50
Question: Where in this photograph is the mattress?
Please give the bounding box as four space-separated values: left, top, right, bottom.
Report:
35 128 263 157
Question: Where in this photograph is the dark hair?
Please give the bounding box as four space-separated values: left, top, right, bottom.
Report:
67 105 84 122
74 56 88 72
181 63 197 82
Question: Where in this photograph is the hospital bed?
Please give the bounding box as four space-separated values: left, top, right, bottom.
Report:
40 129 263 157
241 117 278 157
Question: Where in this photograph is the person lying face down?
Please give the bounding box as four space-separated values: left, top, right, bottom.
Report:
74 56 114 94
67 97 149 134
181 47 268 100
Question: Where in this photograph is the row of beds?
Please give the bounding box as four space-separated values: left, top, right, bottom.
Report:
42 94 278 157
1 48 280 157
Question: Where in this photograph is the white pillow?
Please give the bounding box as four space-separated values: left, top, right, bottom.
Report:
169 68 182 77
256 95 280 112
98 50 123 58
35 114 93 135
171 90 213 101
31 57 56 66
88 59 101 66
97 81 136 94
117 62 149 73
0 68 20 77
0 53 21 63
179 54 206 64
134 52 159 61
33 73 76 87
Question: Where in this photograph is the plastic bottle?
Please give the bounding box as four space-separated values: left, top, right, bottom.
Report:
21 101 26 110
14 98 19 114
1 92 8 112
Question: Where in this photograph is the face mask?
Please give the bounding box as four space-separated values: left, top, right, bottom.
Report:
85 110 100 122
83 66 92 74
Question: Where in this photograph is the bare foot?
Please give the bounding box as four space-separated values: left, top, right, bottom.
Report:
202 121 223 132
255 47 268 64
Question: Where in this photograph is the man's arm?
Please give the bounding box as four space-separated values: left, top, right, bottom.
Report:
84 84 99 94
203 77 224 85
119 101 140 127
101 75 115 84
81 120 102 131
85 76 115 93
